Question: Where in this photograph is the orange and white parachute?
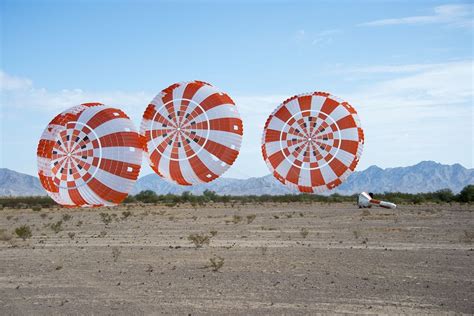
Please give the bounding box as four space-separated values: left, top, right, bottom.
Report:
37 103 142 207
262 92 364 193
140 81 243 185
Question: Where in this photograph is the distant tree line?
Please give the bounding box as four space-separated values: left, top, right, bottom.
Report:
0 185 472 209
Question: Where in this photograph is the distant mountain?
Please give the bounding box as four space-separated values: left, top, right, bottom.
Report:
131 173 293 196
334 161 473 195
133 161 473 196
0 168 46 196
1 161 472 197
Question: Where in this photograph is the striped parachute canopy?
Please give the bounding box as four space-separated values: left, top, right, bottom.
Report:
262 92 364 193
37 103 142 207
140 81 243 185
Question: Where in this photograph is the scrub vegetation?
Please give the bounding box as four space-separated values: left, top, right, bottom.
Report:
0 185 473 209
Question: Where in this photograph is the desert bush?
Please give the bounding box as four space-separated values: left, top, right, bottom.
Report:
112 247 121 262
232 215 242 224
68 232 75 239
62 214 72 221
15 225 32 240
188 233 211 248
99 212 112 224
300 228 309 238
121 210 132 219
461 230 474 243
0 196 55 208
246 214 256 224
458 185 474 203
31 205 42 212
122 195 136 203
208 256 224 272
50 221 63 233
134 190 159 203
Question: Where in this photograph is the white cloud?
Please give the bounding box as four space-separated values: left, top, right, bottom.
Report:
0 78 153 124
0 71 32 90
340 60 473 170
359 4 473 28
345 60 473 108
311 29 341 46
294 28 342 46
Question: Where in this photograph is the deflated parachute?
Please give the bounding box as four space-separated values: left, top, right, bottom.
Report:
37 103 142 207
140 81 243 185
262 92 364 193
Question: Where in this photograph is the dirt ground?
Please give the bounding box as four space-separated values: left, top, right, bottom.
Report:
0 202 473 315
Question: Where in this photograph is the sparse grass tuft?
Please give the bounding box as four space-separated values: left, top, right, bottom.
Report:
246 214 256 224
461 230 474 243
50 221 63 233
112 247 121 262
121 211 132 219
15 225 32 240
208 256 224 272
210 230 218 237
99 213 112 224
62 214 72 221
68 232 75 239
300 228 309 238
232 215 242 224
40 213 47 219
31 205 42 212
188 233 211 248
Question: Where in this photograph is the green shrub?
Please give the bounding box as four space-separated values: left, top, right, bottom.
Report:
458 185 474 203
15 225 32 240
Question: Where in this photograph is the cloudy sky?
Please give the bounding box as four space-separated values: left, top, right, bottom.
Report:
0 0 472 179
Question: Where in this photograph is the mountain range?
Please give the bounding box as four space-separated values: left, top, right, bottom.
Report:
0 161 472 197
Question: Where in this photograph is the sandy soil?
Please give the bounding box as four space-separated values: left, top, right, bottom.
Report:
0 202 473 315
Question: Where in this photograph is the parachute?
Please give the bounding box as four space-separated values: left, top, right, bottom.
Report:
262 92 364 193
140 81 243 185
37 103 142 207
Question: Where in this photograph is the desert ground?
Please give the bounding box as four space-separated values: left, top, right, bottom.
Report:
0 202 473 315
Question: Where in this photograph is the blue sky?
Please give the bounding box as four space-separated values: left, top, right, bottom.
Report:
1 0 473 179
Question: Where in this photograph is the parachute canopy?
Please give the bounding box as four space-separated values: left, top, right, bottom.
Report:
37 103 142 207
140 81 243 185
262 92 364 193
